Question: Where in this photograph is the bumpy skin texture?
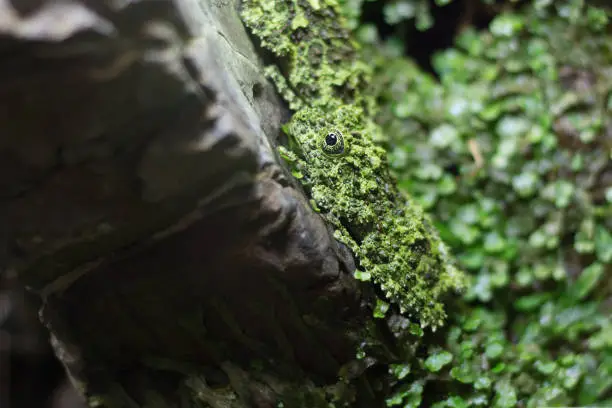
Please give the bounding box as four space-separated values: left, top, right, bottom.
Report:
241 0 464 328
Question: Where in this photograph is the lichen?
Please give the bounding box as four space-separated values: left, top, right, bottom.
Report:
241 0 464 329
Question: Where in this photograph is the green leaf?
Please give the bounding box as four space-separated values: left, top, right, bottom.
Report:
512 172 539 197
386 381 423 407
588 325 612 350
450 219 480 244
308 199 319 212
450 362 476 384
431 124 459 148
496 116 531 139
586 5 609 30
578 364 612 404
475 376 492 390
415 7 433 31
594 226 612 263
390 363 411 380
528 229 547 248
484 231 506 253
514 293 550 311
409 323 424 337
575 233 595 253
470 273 493 302
437 174 457 195
383 1 415 25
571 153 583 170
403 381 424 408
354 270 371 281
553 180 575 208
490 14 524 37
490 260 509 287
534 360 557 375
459 250 485 270
445 396 468 408
559 364 583 389
457 204 479 224
575 218 595 253
355 24 379 44
373 299 389 318
516 266 534 287
573 262 604 300
425 350 453 372
462 311 482 332
485 342 504 359
528 385 569 407
415 162 443 180
493 379 517 408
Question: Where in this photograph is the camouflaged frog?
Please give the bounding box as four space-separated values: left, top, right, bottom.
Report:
241 0 464 328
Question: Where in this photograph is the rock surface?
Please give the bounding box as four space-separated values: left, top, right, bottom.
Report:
0 0 367 405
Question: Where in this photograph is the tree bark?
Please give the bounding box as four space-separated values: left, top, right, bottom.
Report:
0 0 378 406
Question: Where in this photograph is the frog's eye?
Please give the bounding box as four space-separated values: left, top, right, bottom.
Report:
321 130 345 155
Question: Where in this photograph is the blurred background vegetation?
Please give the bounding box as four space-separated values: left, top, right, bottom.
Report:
347 0 612 406
2 0 611 407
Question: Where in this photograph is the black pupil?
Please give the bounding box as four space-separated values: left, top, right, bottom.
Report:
325 133 337 146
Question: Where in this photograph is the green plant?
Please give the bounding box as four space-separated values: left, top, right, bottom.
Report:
366 1 612 405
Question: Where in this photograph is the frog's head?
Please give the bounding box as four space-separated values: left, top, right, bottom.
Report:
281 104 392 226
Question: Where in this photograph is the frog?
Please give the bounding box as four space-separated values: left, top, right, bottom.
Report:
241 0 464 328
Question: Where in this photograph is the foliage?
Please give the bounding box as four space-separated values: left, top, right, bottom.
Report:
361 0 612 406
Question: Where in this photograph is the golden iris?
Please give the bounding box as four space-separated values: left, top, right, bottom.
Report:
321 130 345 155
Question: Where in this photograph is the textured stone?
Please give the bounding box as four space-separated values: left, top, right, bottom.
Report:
0 0 367 406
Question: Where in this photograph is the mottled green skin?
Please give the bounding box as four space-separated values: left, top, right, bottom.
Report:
241 0 464 328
